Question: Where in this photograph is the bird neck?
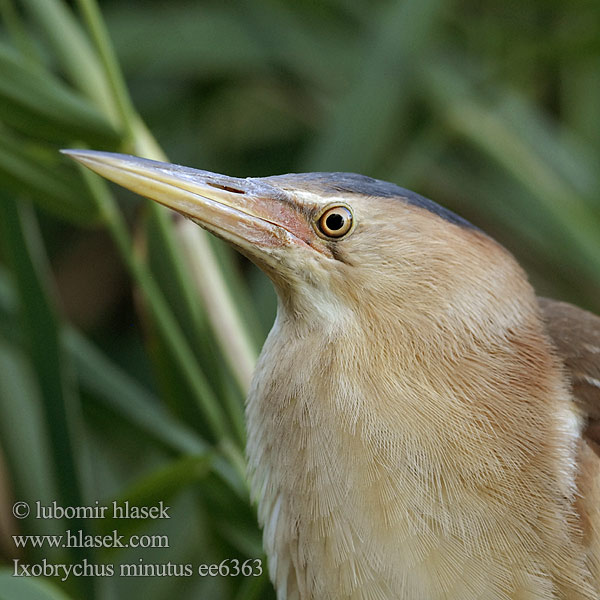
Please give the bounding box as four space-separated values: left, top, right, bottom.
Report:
246 301 591 599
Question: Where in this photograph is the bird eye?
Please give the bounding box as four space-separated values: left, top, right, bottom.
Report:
317 206 353 239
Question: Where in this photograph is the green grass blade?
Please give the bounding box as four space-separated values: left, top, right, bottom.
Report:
103 4 268 79
65 324 249 497
63 327 209 457
77 167 232 442
233 571 274 600
561 57 600 155
0 569 74 600
0 135 101 224
0 196 94 598
303 0 443 172
141 208 225 425
0 337 64 564
0 42 120 145
0 263 245 494
425 63 600 280
0 0 38 60
177 222 253 434
424 158 600 311
98 455 211 539
18 0 118 122
75 0 138 144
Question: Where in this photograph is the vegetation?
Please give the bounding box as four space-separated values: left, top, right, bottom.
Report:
0 0 598 598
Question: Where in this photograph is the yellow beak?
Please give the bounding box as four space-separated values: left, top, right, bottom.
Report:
62 150 313 252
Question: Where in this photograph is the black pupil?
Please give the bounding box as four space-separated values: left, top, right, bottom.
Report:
325 212 345 231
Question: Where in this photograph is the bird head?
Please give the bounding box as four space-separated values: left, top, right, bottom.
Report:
62 151 533 338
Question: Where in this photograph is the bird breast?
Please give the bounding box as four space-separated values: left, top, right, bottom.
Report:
245 304 596 599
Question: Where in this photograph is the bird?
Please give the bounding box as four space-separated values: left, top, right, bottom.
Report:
63 149 600 600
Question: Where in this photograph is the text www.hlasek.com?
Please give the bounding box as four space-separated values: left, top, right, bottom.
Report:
13 530 168 549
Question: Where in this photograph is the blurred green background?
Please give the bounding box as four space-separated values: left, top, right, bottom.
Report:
0 0 599 598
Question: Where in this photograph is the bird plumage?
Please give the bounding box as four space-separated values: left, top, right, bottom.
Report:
246 200 598 599
63 150 600 599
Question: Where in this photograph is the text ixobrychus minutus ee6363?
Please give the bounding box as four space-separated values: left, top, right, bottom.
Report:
64 150 600 600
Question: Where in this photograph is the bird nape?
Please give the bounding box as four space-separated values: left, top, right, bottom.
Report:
63 150 600 600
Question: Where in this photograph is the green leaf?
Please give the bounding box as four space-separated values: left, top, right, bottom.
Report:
0 197 94 598
561 57 600 154
64 325 248 498
0 264 245 495
0 337 64 564
77 167 234 444
98 455 211 538
425 62 600 280
303 0 443 172
141 207 224 427
18 0 118 122
217 520 264 559
0 569 73 600
63 327 209 457
0 264 19 341
425 157 599 309
0 42 120 145
233 570 273 600
0 136 102 224
104 4 269 79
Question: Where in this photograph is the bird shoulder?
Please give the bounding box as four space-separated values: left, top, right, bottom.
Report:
538 297 600 450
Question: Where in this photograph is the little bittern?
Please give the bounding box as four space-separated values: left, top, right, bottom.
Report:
64 150 600 600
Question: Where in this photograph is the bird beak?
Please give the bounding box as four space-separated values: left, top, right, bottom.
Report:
61 150 315 254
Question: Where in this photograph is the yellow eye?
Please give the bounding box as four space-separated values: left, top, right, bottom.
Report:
317 206 354 238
